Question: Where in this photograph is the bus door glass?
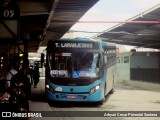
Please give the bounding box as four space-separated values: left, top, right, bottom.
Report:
49 52 72 78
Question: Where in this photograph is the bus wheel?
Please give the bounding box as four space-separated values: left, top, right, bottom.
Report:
109 88 114 94
109 80 114 94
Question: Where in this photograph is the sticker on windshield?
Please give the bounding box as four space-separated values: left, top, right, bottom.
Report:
50 70 68 77
89 70 96 77
62 53 71 56
72 71 96 78
72 71 80 78
79 71 89 77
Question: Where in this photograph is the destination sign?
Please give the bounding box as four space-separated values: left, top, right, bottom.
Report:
55 43 93 48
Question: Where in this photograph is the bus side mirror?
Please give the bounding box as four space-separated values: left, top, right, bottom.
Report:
41 53 45 64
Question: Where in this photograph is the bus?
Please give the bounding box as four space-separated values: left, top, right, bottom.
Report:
45 38 116 104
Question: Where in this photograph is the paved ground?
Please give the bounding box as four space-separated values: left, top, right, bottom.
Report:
29 78 160 120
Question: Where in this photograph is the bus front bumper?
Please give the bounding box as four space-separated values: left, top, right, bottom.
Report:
46 88 103 102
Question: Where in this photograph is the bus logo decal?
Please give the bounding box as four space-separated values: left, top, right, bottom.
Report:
70 88 74 92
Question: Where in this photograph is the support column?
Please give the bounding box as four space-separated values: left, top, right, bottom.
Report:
23 41 29 65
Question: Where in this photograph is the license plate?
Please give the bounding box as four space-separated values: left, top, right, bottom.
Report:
67 95 77 99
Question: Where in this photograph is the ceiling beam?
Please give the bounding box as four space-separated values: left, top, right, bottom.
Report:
18 1 49 16
40 0 59 45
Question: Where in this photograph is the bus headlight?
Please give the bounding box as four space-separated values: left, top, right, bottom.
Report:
46 84 54 92
90 85 100 94
46 85 49 89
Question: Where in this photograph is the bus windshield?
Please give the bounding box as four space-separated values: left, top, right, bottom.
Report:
49 52 100 78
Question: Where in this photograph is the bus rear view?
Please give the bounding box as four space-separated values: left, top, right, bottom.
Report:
45 39 116 104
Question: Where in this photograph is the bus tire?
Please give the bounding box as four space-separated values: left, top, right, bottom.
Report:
109 88 114 94
48 100 54 106
109 80 114 94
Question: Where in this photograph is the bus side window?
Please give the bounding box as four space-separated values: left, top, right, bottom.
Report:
104 51 107 66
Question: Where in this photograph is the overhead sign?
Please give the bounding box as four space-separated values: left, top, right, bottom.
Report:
0 0 20 20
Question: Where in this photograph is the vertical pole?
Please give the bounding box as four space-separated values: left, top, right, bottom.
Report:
16 0 21 69
0 56 1 72
18 18 20 69
23 41 28 64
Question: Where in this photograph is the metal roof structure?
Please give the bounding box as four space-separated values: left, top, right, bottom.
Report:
0 0 99 55
93 4 160 49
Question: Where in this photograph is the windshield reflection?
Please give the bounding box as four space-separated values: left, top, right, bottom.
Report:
49 52 100 78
